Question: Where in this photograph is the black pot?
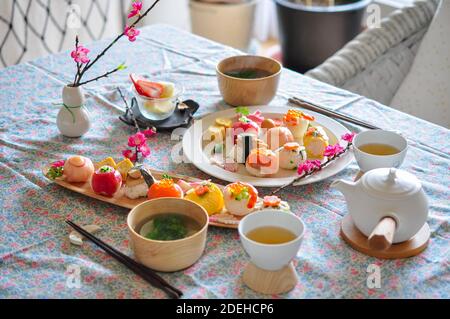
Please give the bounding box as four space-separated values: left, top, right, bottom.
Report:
275 0 371 73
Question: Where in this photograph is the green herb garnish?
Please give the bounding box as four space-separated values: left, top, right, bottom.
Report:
236 106 250 116
46 166 64 180
145 215 187 241
225 69 263 79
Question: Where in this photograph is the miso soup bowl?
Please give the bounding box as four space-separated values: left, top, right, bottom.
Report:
127 198 209 272
217 55 282 106
238 209 305 271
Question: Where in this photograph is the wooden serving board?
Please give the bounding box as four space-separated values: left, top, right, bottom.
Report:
43 166 244 229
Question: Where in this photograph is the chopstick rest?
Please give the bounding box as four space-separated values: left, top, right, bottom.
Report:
69 224 101 246
66 220 183 299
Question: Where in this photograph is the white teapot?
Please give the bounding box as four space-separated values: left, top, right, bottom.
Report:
331 168 428 250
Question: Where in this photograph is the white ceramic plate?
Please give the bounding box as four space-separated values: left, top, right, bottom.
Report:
182 106 353 187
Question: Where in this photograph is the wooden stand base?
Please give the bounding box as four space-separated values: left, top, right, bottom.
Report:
242 262 297 294
340 215 430 259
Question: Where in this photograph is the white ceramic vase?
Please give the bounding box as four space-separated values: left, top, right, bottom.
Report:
57 85 91 137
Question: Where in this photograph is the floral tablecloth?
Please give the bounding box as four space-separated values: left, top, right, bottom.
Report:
0 25 449 299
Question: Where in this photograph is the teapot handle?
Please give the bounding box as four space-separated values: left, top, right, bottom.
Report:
368 217 397 251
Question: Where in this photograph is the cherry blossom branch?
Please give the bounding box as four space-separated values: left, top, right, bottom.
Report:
270 143 353 195
118 87 140 132
72 36 82 86
74 0 161 86
76 64 126 86
118 87 156 164
271 132 356 195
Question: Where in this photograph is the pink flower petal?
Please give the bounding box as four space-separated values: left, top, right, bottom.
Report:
132 1 143 11
297 160 322 175
122 150 137 162
142 128 156 138
127 136 136 147
124 26 140 42
138 143 151 157
324 144 344 157
122 149 132 158
128 132 146 147
341 132 356 143
128 10 139 19
51 160 65 168
71 45 90 65
311 160 322 168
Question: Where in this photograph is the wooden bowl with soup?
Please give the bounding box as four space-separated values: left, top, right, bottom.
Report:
127 198 209 272
217 55 282 106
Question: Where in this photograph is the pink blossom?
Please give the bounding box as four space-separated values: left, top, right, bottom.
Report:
51 160 65 168
124 25 140 42
138 143 151 157
324 144 344 158
70 45 90 64
142 127 156 138
310 160 321 168
247 111 264 125
128 1 143 18
341 132 356 143
122 149 137 162
128 132 146 147
297 160 322 175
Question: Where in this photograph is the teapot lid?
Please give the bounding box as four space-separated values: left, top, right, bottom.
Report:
362 168 421 199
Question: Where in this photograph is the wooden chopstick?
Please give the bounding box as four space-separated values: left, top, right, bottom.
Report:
66 220 183 299
289 97 381 130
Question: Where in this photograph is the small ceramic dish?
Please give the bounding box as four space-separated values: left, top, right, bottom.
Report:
119 98 200 131
131 83 184 121
127 198 209 272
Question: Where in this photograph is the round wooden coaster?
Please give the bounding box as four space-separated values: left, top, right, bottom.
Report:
340 215 430 259
243 262 298 295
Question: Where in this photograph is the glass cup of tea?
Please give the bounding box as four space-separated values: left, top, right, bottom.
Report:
238 209 305 271
353 130 408 172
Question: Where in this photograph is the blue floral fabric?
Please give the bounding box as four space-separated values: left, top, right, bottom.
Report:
0 25 449 299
